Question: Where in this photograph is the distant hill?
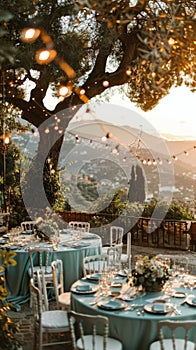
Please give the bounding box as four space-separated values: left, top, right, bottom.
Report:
166 140 196 169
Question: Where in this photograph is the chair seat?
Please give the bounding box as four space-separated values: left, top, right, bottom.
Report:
77 335 123 350
59 292 71 306
28 266 52 278
42 310 69 329
149 339 195 350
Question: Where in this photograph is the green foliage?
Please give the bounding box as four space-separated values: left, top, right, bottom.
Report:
0 249 21 350
143 200 194 220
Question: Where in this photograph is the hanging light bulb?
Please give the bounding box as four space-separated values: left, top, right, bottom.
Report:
35 49 57 65
21 27 41 42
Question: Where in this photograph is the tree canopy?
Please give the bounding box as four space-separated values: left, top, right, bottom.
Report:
0 0 195 219
0 0 195 129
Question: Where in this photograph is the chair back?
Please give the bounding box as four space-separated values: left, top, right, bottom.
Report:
107 246 122 271
110 226 124 248
29 277 43 320
36 269 49 311
51 259 64 308
158 320 196 350
28 247 51 278
68 310 109 350
21 221 36 233
68 221 90 232
83 254 109 276
126 231 132 266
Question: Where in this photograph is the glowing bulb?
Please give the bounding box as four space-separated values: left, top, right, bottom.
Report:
58 85 69 96
102 80 109 87
126 68 132 76
168 37 175 46
35 49 57 65
4 136 10 145
21 28 41 42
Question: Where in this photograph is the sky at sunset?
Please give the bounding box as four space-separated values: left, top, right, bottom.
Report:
109 85 196 140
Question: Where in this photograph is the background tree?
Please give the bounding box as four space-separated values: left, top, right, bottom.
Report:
128 165 145 202
0 0 195 214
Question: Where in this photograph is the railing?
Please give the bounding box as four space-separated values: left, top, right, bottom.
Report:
58 210 194 251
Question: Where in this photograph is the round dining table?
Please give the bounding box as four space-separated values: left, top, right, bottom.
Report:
71 276 196 350
1 231 102 308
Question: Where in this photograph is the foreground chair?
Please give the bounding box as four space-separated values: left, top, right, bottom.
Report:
28 247 53 306
51 259 71 310
30 271 70 349
68 221 90 232
149 320 196 350
68 310 123 350
83 254 109 276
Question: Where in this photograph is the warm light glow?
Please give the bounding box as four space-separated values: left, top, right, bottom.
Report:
21 28 41 42
168 37 175 46
102 80 109 87
126 68 132 76
35 49 57 65
58 85 70 97
4 136 10 145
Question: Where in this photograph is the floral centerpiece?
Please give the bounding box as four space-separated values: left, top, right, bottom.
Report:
34 208 60 242
131 255 170 292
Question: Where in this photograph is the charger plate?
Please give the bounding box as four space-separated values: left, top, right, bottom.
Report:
71 284 98 294
97 300 127 311
144 303 173 314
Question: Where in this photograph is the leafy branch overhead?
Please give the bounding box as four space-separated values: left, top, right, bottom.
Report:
0 0 195 129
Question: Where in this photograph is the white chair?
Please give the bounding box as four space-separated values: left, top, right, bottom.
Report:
120 231 132 270
83 254 109 277
149 320 196 350
51 259 71 310
102 226 124 254
68 221 90 232
30 272 70 349
107 246 122 271
21 221 36 233
68 310 123 350
28 247 53 305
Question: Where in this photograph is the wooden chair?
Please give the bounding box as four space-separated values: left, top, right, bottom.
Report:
149 320 196 350
120 232 132 269
83 254 109 277
51 259 71 310
21 221 36 233
30 272 70 349
102 226 124 254
68 221 90 232
68 310 123 350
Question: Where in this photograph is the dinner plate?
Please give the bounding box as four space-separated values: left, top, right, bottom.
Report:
118 270 128 277
87 273 102 281
71 284 98 294
172 291 186 298
97 300 127 311
186 296 196 307
144 303 173 314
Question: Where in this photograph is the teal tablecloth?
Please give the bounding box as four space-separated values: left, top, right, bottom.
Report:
71 280 196 350
3 233 101 308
